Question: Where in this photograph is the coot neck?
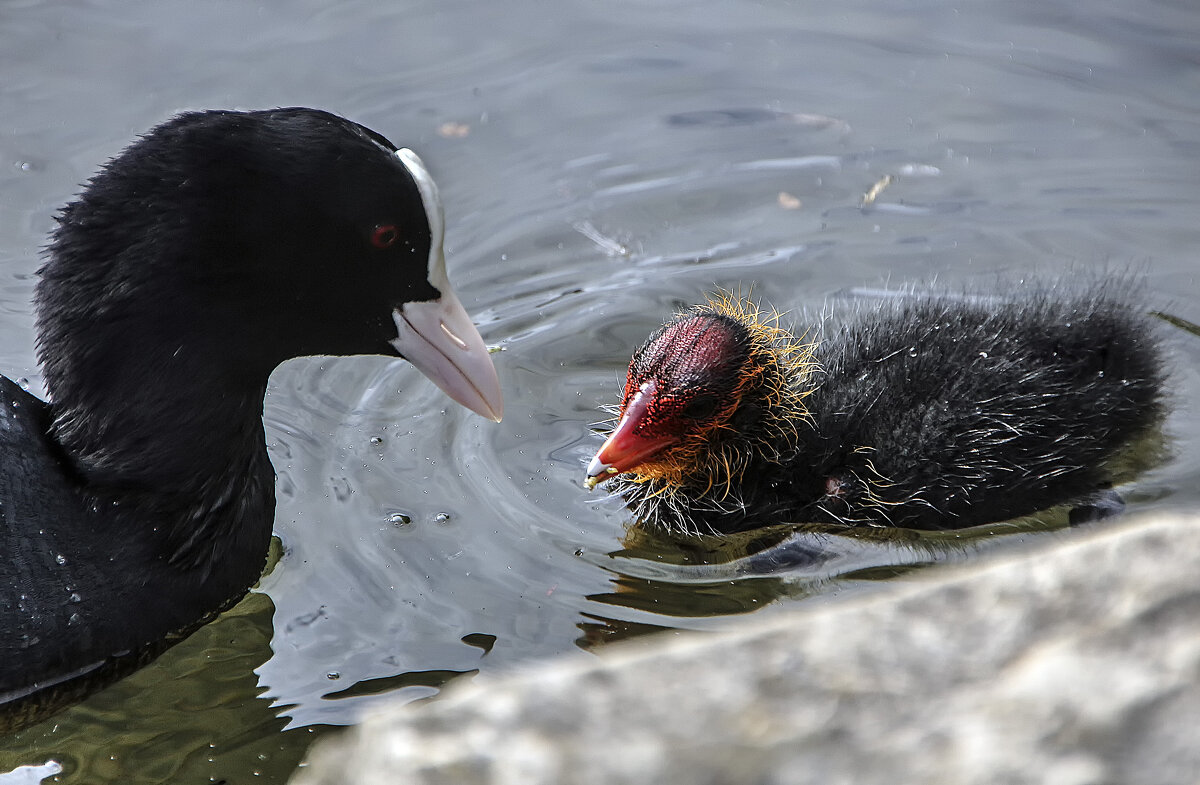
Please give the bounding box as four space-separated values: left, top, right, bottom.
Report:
44 334 278 579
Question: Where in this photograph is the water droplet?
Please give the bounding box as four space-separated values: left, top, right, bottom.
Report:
55 554 67 566
16 378 30 391
326 671 341 680
574 548 585 557
369 436 384 446
387 512 411 526
907 347 918 357
433 512 452 524
978 351 988 359
69 592 82 603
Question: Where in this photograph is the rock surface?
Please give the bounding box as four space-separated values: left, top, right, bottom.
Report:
293 515 1200 785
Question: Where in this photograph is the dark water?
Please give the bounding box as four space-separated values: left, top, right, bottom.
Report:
2 0 1199 782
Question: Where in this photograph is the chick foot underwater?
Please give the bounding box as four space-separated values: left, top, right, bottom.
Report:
0 108 503 732
586 287 1164 537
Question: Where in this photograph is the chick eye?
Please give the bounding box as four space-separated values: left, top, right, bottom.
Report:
371 224 399 249
681 393 718 420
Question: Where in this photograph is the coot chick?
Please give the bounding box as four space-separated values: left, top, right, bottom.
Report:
0 108 503 731
586 288 1163 536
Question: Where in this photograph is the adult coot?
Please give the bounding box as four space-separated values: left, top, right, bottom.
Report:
0 108 503 731
586 288 1163 536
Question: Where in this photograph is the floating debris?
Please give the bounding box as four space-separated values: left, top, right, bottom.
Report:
861 174 895 208
436 122 471 138
574 220 629 257
777 192 803 210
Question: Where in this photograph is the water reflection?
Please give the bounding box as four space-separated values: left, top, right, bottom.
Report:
0 592 326 785
575 512 1077 649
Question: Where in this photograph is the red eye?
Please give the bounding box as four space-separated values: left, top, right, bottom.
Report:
371 224 399 249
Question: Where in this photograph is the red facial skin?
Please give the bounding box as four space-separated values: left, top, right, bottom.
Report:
586 314 748 487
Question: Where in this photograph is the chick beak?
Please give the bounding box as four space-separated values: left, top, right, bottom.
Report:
390 286 504 422
585 381 677 489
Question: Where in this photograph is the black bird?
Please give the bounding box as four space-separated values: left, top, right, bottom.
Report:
0 108 503 731
586 288 1163 536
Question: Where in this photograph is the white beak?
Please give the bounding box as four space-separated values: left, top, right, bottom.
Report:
390 288 503 422
390 147 503 422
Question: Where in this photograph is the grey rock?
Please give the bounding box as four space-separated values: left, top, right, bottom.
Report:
294 516 1200 785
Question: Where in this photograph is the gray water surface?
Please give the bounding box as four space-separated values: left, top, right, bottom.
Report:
2 0 1199 782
